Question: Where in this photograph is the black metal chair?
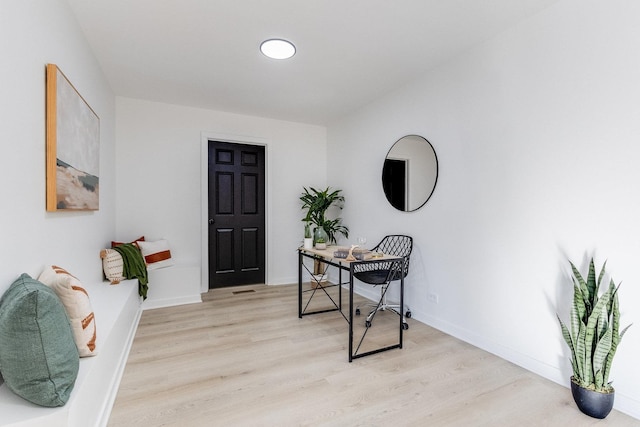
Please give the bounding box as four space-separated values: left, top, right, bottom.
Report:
353 235 413 329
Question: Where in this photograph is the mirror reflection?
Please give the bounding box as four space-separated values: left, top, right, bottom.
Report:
382 135 438 212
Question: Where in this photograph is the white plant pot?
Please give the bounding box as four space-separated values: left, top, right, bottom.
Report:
315 242 326 250
304 238 313 249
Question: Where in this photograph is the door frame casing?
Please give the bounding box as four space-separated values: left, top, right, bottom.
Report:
200 132 270 293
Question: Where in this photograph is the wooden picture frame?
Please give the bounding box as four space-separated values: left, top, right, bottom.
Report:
46 64 100 211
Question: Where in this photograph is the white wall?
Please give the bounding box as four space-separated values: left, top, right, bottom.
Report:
0 0 116 292
115 97 326 288
327 0 640 419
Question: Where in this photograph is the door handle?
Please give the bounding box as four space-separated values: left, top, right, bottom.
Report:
209 219 215 225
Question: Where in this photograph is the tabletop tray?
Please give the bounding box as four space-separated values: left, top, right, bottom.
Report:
333 247 373 260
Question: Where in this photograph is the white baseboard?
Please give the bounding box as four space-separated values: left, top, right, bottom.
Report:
408 306 640 421
142 294 202 310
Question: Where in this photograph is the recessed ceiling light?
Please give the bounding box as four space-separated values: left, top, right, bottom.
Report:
260 39 296 60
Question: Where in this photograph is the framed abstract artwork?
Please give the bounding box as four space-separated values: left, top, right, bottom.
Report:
46 64 100 211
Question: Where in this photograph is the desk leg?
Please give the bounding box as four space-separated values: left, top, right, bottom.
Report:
399 258 404 349
298 250 302 318
349 263 354 362
339 266 343 312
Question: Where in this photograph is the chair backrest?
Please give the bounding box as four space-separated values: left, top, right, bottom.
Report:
372 235 413 279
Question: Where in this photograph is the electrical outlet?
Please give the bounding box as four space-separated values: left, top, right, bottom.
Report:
427 293 439 304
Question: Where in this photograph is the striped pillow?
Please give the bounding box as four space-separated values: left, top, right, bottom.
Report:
100 248 124 284
38 266 98 357
137 239 173 270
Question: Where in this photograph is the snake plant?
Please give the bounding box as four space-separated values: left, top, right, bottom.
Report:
557 258 631 393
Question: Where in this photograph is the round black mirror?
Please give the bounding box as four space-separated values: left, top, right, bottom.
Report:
382 135 438 211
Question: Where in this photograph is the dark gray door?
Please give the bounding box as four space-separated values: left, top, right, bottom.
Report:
382 158 406 211
208 141 265 288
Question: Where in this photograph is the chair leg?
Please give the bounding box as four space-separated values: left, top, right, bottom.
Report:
357 284 409 329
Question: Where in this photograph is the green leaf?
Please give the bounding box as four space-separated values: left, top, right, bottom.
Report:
593 324 613 389
602 284 631 388
597 260 607 295
571 282 585 334
583 287 612 385
570 261 592 317
558 315 578 375
586 258 597 303
575 323 587 382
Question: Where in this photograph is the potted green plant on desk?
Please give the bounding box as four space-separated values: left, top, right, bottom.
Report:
300 186 349 284
557 258 631 419
300 186 349 248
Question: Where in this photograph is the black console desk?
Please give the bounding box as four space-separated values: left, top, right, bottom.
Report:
297 246 405 362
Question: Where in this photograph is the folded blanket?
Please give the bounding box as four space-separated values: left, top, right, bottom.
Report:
112 243 149 300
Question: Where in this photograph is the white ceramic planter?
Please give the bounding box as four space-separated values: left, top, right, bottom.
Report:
303 238 313 249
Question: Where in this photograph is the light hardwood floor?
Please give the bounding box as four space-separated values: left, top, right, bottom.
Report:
108 284 639 426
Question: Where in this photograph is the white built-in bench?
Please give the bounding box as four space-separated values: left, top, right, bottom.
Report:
142 264 202 310
0 279 141 427
0 264 202 426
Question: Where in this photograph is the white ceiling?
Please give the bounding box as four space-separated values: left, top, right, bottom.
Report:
66 0 560 126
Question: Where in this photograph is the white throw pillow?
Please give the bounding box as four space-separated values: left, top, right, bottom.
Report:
137 239 173 270
37 265 98 357
100 248 124 284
